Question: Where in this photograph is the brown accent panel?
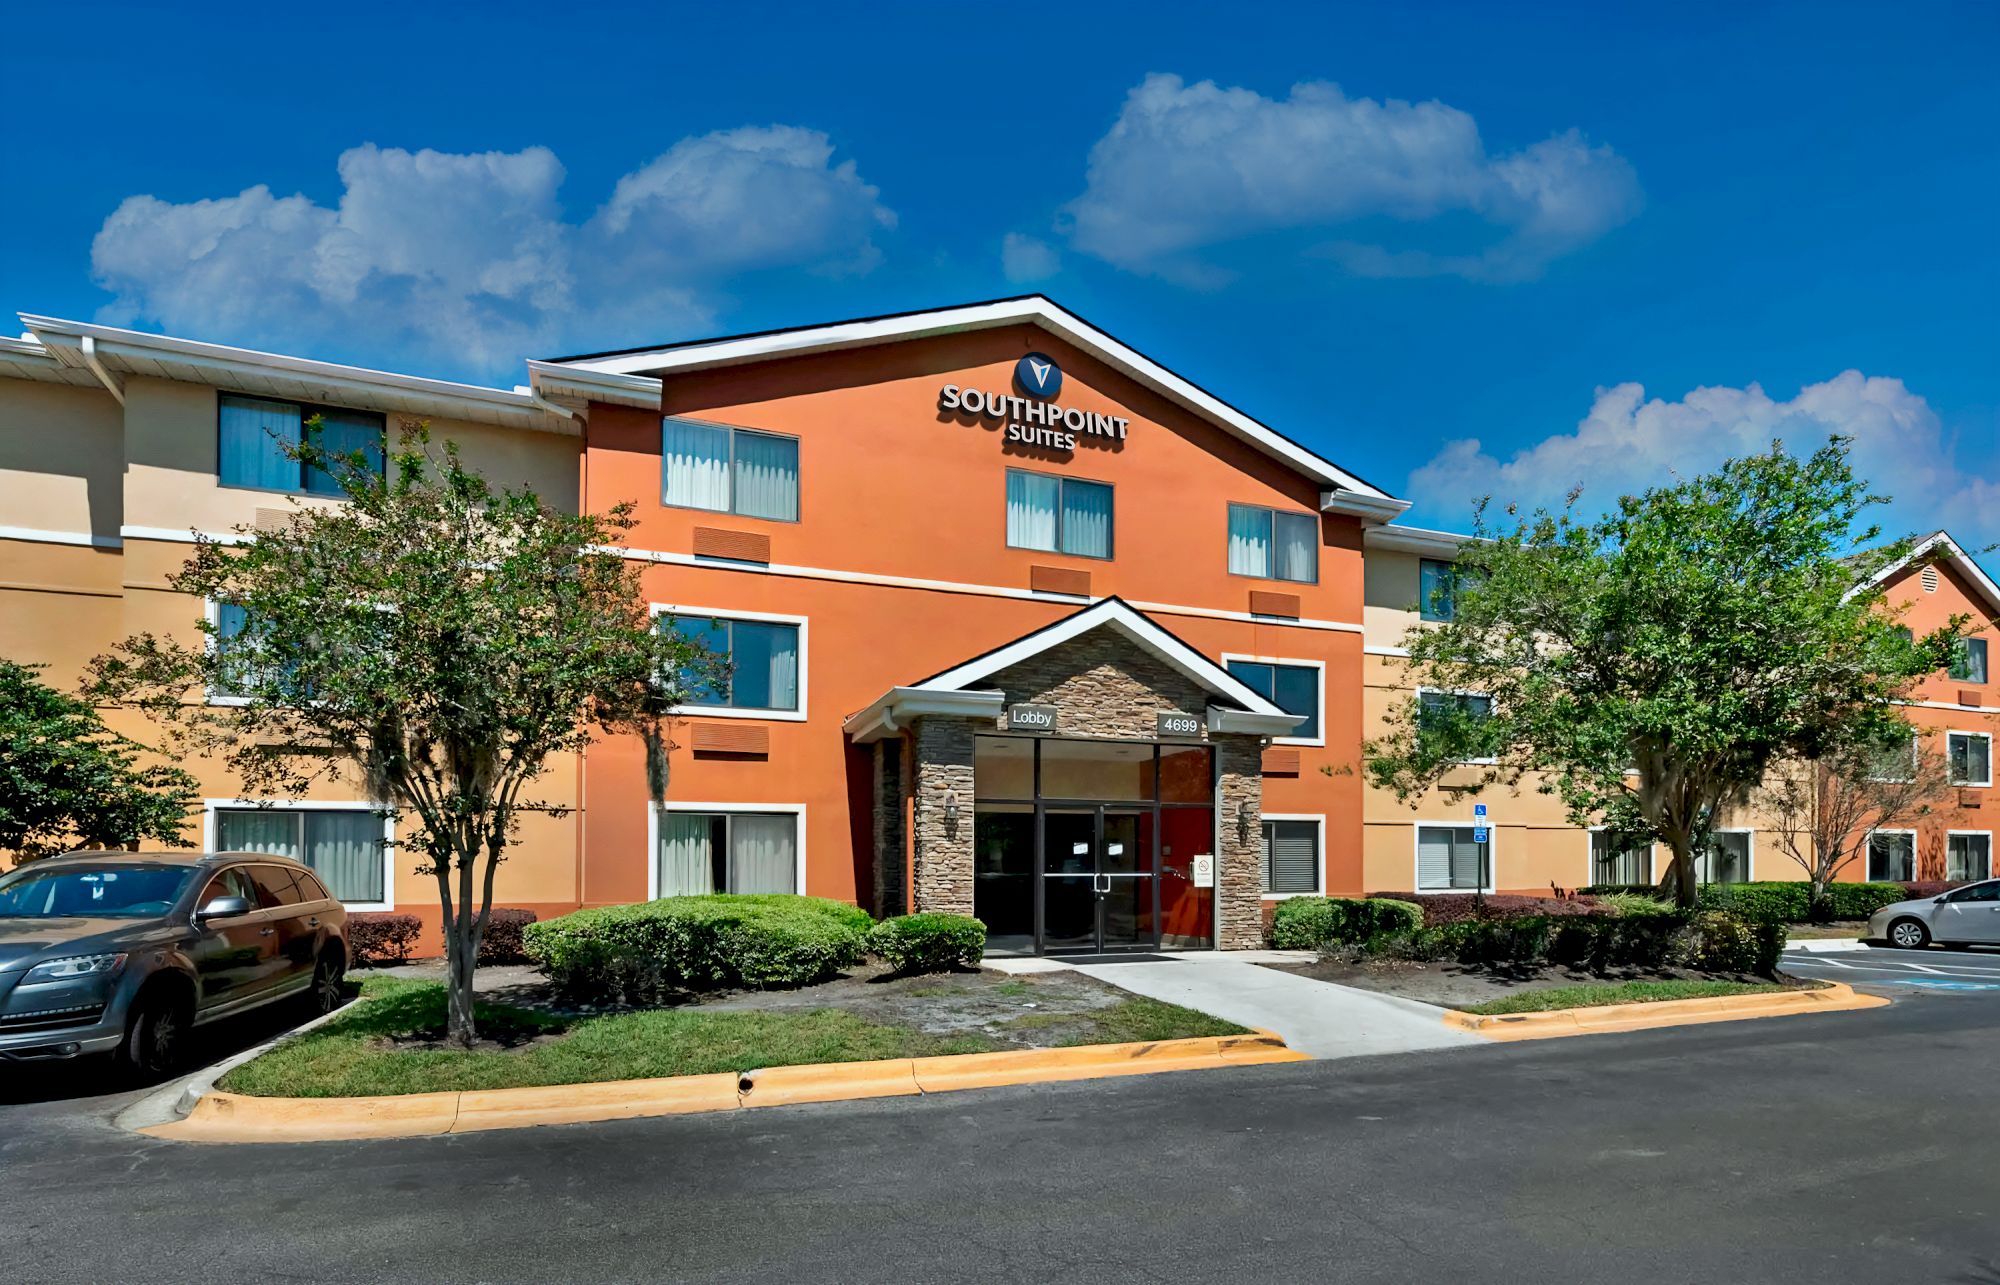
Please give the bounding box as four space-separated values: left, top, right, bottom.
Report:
1248 590 1301 619
1960 789 1983 809
1261 747 1301 776
1030 564 1092 597
690 722 770 757
692 527 771 564
1959 689 1983 708
254 507 294 534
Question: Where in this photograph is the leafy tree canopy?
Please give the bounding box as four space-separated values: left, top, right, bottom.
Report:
0 658 198 861
1366 437 1966 905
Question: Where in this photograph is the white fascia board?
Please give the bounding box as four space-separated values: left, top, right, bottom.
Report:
524 359 663 409
843 688 1005 742
1322 489 1413 522
19 314 571 432
558 297 1393 498
1208 707 1305 737
1848 530 2000 618
1365 524 1482 557
913 598 1290 719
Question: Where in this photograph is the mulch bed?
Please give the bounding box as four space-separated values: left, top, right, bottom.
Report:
1264 955 1813 1011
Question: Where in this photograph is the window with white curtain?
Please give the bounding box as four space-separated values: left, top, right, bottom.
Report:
213 807 384 903
1005 469 1112 559
1417 825 1489 891
219 394 384 494
660 613 801 712
657 811 799 896
1226 503 1317 583
1947 833 1992 882
1696 831 1751 884
1949 732 1992 786
1868 831 1916 881
662 418 800 521
1590 831 1651 886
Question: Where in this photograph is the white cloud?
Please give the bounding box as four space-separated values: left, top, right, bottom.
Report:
1000 232 1061 284
90 131 894 377
1059 73 1641 286
1408 372 2000 544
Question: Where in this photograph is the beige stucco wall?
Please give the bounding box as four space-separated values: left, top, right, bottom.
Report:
0 379 123 541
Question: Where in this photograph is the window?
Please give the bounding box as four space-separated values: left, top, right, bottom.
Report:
212 807 384 904
1947 834 1992 882
657 810 798 896
219 394 384 494
211 602 310 702
1867 831 1916 881
1591 830 1651 886
1417 825 1490 891
1261 819 1320 896
1005 469 1113 560
1226 660 1320 741
1949 637 1988 684
660 613 801 713
1417 690 1495 761
1419 559 1459 622
247 865 304 908
1948 881 2000 903
1949 732 1991 787
1865 732 1919 783
1697 831 1751 885
662 418 799 521
1226 503 1317 583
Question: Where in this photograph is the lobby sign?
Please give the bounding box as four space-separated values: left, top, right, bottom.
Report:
938 354 1129 456
1156 710 1203 739
1007 703 1058 733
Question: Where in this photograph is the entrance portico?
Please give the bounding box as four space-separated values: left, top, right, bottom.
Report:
846 598 1300 952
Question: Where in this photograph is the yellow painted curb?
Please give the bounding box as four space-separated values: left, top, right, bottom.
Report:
1441 981 1888 1043
139 1029 1305 1144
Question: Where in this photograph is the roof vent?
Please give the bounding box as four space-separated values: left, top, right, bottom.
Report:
1922 566 1940 594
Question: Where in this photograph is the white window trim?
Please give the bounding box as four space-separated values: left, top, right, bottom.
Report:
1864 732 1921 784
647 802 808 899
1415 685 1498 765
1221 654 1326 748
1258 812 1325 899
1412 820 1496 895
1947 730 1992 787
1701 827 1755 884
659 416 802 524
202 797 395 912
1225 501 1320 585
1865 827 1919 882
1586 824 1657 887
1945 829 1994 882
652 604 809 722
202 598 253 707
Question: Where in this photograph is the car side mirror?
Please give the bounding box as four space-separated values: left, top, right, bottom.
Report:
198 895 253 920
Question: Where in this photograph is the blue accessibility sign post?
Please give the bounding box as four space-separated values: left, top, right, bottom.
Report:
1473 803 1488 845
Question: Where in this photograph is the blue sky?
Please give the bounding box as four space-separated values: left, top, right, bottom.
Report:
4 0 1996 540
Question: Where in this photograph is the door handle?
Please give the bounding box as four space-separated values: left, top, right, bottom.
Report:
258 927 277 936
307 918 320 928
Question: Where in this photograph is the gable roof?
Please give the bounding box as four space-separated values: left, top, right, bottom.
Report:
1851 530 2000 618
843 596 1303 743
549 295 1406 518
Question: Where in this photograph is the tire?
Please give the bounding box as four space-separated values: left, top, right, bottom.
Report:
120 985 191 1080
306 948 347 1017
1887 917 1932 950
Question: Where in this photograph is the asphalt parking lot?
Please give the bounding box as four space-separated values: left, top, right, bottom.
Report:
1784 943 2000 993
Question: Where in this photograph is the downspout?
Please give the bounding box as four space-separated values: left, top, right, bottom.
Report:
79 336 125 405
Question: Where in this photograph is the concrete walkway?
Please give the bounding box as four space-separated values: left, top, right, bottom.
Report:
1066 954 1483 1060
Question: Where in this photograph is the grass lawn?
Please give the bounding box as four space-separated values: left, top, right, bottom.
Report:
1460 979 1791 1016
221 977 1244 1098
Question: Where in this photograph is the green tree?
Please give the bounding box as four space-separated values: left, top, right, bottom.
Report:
1366 438 1964 907
0 659 199 862
87 425 708 1047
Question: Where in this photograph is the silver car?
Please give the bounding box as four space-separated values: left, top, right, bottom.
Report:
1869 878 2000 950
0 852 349 1076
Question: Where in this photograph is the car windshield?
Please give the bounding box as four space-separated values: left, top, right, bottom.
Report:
0 864 199 919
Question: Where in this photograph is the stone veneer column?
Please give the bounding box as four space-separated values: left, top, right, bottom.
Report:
871 739 908 917
1213 736 1266 949
911 717 976 915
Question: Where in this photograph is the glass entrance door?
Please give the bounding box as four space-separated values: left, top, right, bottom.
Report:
1039 806 1157 954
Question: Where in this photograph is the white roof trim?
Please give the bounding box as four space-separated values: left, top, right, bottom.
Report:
1851 531 2000 618
843 597 1300 743
524 359 663 410
1365 524 1482 556
554 296 1398 500
18 314 576 434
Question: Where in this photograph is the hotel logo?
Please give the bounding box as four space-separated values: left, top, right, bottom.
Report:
1016 352 1062 399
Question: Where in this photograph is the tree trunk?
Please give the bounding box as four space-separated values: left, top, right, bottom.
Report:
439 839 486 1050
1664 839 1699 910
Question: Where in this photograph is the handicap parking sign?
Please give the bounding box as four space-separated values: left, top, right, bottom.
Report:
1473 827 1488 843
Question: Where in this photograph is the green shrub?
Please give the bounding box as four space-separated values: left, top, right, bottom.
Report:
869 913 986 974
1369 909 1784 977
523 895 872 1002
1598 891 1678 919
1271 897 1423 950
1698 881 1908 924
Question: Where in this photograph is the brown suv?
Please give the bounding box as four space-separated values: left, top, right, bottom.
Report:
0 852 350 1076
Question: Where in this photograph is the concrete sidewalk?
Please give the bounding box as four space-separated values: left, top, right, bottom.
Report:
1068 954 1483 1060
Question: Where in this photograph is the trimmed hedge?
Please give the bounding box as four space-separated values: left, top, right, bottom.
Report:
1582 881 1932 924
477 908 538 966
348 912 422 966
1365 892 1612 927
523 894 873 1002
869 913 986 974
1270 897 1423 949
1369 910 1786 976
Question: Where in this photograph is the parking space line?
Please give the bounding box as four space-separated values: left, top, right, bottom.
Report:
1784 961 2000 979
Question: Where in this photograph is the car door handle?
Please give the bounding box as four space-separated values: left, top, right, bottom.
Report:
307 918 320 928
259 927 277 936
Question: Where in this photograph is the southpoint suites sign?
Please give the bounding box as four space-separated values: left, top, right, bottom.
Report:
938 352 1130 454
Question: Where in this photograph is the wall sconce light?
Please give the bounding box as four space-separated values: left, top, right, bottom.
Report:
1235 801 1254 846
943 790 959 827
